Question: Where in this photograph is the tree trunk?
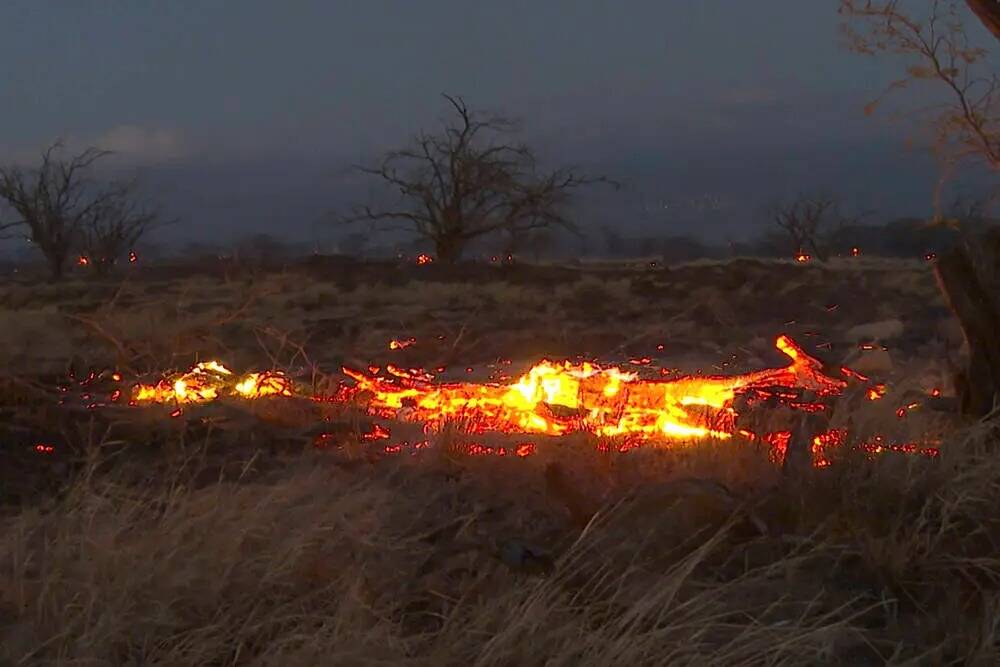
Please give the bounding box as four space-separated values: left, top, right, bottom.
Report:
93 259 114 278
808 240 829 263
966 0 1000 43
47 254 65 281
434 235 464 264
934 231 1000 416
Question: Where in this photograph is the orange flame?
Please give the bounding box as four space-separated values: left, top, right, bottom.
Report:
341 335 845 443
867 384 887 401
125 336 940 464
133 360 233 403
389 337 416 350
233 371 294 399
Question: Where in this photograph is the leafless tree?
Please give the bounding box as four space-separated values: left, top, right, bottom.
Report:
842 1 1000 415
840 1 1000 209
0 143 114 279
343 94 614 263
78 183 160 276
0 142 163 279
770 196 841 261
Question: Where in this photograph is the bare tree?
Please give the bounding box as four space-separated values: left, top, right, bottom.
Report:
842 1 1000 415
771 196 837 261
78 183 160 276
343 94 614 263
840 1 1000 208
0 143 114 279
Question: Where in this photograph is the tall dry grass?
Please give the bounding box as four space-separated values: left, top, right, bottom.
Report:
2 414 1000 666
0 259 987 664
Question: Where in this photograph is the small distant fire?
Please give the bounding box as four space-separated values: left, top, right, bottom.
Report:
795 252 811 263
416 253 434 265
128 250 138 263
77 256 90 267
867 383 887 401
851 247 861 257
389 337 416 350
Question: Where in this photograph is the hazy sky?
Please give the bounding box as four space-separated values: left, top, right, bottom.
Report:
0 1 991 246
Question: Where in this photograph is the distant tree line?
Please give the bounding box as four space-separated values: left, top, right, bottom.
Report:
3 95 993 277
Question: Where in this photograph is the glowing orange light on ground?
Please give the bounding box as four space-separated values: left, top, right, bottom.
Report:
389 338 416 350
126 335 940 464
340 335 846 443
867 384 887 401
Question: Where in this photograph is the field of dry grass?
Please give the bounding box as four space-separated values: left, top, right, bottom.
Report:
1 256 998 665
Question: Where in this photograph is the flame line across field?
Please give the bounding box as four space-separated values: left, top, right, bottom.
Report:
125 335 940 464
340 335 844 441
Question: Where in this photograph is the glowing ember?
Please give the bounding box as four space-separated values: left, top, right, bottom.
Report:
389 337 416 350
133 360 234 403
77 256 90 266
341 335 845 443
122 335 941 465
867 384 887 401
416 253 434 265
795 252 811 263
233 371 294 399
851 247 861 257
128 250 138 263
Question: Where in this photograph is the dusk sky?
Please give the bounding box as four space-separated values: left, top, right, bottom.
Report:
1 1 992 247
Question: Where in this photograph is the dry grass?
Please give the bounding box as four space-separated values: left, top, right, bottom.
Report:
4 424 1000 665
0 257 997 665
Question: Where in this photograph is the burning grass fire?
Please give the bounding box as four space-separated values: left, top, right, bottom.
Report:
123 335 940 465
